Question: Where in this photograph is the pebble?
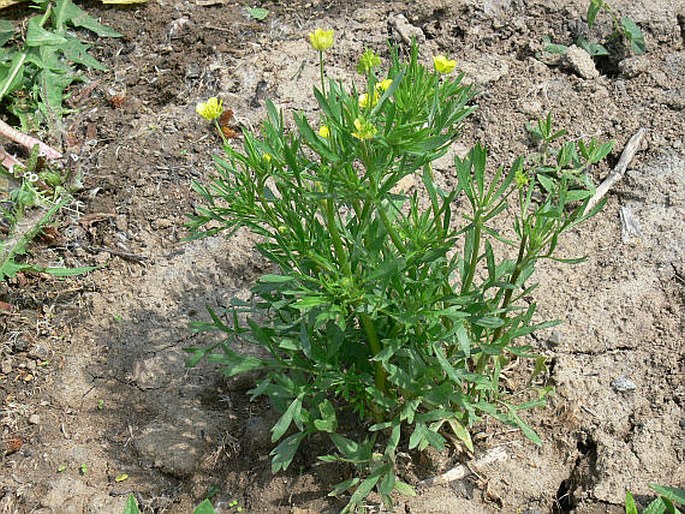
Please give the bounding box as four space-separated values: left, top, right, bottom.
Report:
611 376 637 392
28 414 41 425
1 359 11 374
562 45 599 79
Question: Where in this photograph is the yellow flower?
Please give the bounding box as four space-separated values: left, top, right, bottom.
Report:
318 125 330 138
433 55 457 74
309 28 334 52
195 97 223 120
263 153 273 162
351 118 377 140
358 92 379 109
375 79 393 92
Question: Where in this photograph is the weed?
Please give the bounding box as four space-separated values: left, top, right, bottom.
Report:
0 0 121 130
626 484 685 514
188 38 612 511
122 494 217 514
543 0 645 63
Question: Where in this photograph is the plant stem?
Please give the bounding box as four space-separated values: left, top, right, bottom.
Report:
319 51 325 94
359 312 386 421
492 231 528 343
325 198 350 274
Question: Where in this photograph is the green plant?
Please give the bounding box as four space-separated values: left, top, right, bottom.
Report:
626 484 685 514
0 0 121 130
543 0 645 60
188 38 611 512
122 494 217 514
0 146 93 281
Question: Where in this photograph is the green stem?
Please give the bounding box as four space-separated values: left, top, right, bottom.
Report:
325 197 349 274
360 312 386 421
460 211 482 294
492 231 529 344
319 51 325 94
379 205 406 253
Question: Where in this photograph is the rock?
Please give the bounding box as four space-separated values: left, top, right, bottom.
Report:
619 56 650 78
390 14 425 45
563 45 599 79
611 376 637 392
1 359 12 374
546 331 562 346
28 414 41 425
460 57 510 85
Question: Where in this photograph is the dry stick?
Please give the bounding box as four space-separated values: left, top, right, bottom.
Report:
583 127 647 215
418 446 509 488
0 118 62 160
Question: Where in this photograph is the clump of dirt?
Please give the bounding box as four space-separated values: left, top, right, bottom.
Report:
1 0 683 513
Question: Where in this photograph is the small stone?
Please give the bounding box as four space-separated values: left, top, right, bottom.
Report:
1 359 12 374
611 376 637 392
679 418 685 430
618 56 650 78
546 331 562 346
28 414 41 425
390 14 425 45
563 45 599 79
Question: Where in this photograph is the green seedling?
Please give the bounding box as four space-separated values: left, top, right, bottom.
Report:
79 463 87 475
247 7 269 21
97 399 105 410
56 464 66 472
543 0 645 62
115 473 128 482
626 484 685 514
189 37 612 512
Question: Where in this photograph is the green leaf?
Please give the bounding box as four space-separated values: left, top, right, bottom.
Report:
259 274 294 283
509 410 542 446
122 494 140 514
26 18 68 47
394 481 416 496
576 36 610 57
650 485 685 506
644 497 669 514
587 0 603 28
542 36 568 55
447 418 474 452
625 491 639 514
192 499 217 514
0 20 14 46
271 395 303 442
247 7 269 21
621 17 646 55
55 0 123 37
313 399 338 433
270 432 307 473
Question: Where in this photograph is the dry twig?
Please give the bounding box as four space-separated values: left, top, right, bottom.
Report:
418 446 509 488
584 127 647 215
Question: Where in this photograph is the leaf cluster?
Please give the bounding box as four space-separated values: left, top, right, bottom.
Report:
626 484 685 514
0 0 121 129
187 44 612 511
542 0 645 62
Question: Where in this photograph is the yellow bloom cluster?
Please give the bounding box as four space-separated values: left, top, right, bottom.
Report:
352 118 376 140
195 97 223 120
309 28 334 51
375 79 393 92
358 92 379 109
433 55 457 74
318 125 330 138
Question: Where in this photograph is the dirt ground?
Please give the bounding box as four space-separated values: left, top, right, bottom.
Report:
1 0 684 512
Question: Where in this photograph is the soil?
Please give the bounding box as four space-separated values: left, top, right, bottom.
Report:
1 0 684 513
